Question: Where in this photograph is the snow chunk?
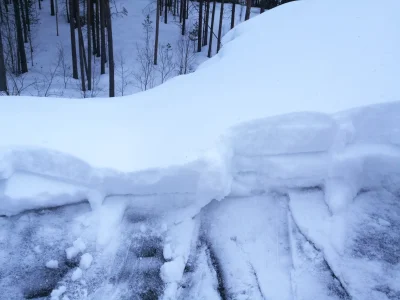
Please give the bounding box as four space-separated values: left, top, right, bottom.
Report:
79 253 93 270
65 247 79 260
0 172 89 216
230 112 338 156
73 238 86 252
160 256 186 283
45 259 59 269
50 286 66 300
163 243 173 261
71 268 83 281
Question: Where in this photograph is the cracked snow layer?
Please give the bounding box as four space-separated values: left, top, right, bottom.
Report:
288 212 350 300
178 237 225 300
289 188 400 300
200 195 293 300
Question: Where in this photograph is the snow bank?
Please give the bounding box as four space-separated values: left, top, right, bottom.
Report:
0 0 399 216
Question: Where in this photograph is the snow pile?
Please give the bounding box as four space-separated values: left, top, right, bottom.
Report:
1 0 398 171
228 101 400 212
0 0 398 298
0 0 398 281
0 0 400 215
65 238 87 259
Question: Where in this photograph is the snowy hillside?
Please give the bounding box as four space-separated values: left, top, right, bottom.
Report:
1 0 400 299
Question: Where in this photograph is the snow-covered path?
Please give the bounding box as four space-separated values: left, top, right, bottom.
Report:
1 184 398 300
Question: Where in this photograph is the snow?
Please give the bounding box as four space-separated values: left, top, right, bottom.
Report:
65 247 80 260
79 253 93 270
51 286 67 300
0 0 399 298
160 256 186 283
0 0 398 175
73 238 87 252
71 268 83 281
46 259 59 269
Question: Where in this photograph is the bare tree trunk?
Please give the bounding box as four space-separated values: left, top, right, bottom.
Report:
181 0 185 35
203 0 209 46
217 0 224 53
96 0 100 57
179 0 182 23
207 0 216 58
55 0 59 35
75 0 86 91
245 0 251 20
13 0 28 73
164 0 167 23
260 0 265 13
69 0 78 78
19 0 28 42
91 0 96 54
231 0 235 29
50 0 55 15
0 29 8 94
154 0 160 64
87 0 91 90
100 0 106 74
0 0 4 23
197 0 203 52
105 0 114 97
24 0 30 32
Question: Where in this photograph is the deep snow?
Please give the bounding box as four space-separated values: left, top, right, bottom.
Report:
0 0 399 299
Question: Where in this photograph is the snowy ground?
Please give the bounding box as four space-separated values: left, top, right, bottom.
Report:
0 0 400 299
4 0 257 97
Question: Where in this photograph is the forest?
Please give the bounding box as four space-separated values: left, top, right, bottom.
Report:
0 0 294 97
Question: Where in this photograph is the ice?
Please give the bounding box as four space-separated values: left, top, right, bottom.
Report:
46 259 59 269
71 268 83 281
79 253 93 270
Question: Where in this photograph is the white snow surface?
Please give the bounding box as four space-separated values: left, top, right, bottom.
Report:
71 268 83 281
0 0 399 220
46 259 59 269
80 253 93 270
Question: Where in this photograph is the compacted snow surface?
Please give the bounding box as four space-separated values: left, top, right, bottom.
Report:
0 0 400 299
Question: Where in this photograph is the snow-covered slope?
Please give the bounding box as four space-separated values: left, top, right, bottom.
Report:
1 0 399 172
0 0 399 299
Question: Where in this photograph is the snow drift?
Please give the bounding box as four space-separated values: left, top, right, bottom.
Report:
0 0 399 216
0 0 400 299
